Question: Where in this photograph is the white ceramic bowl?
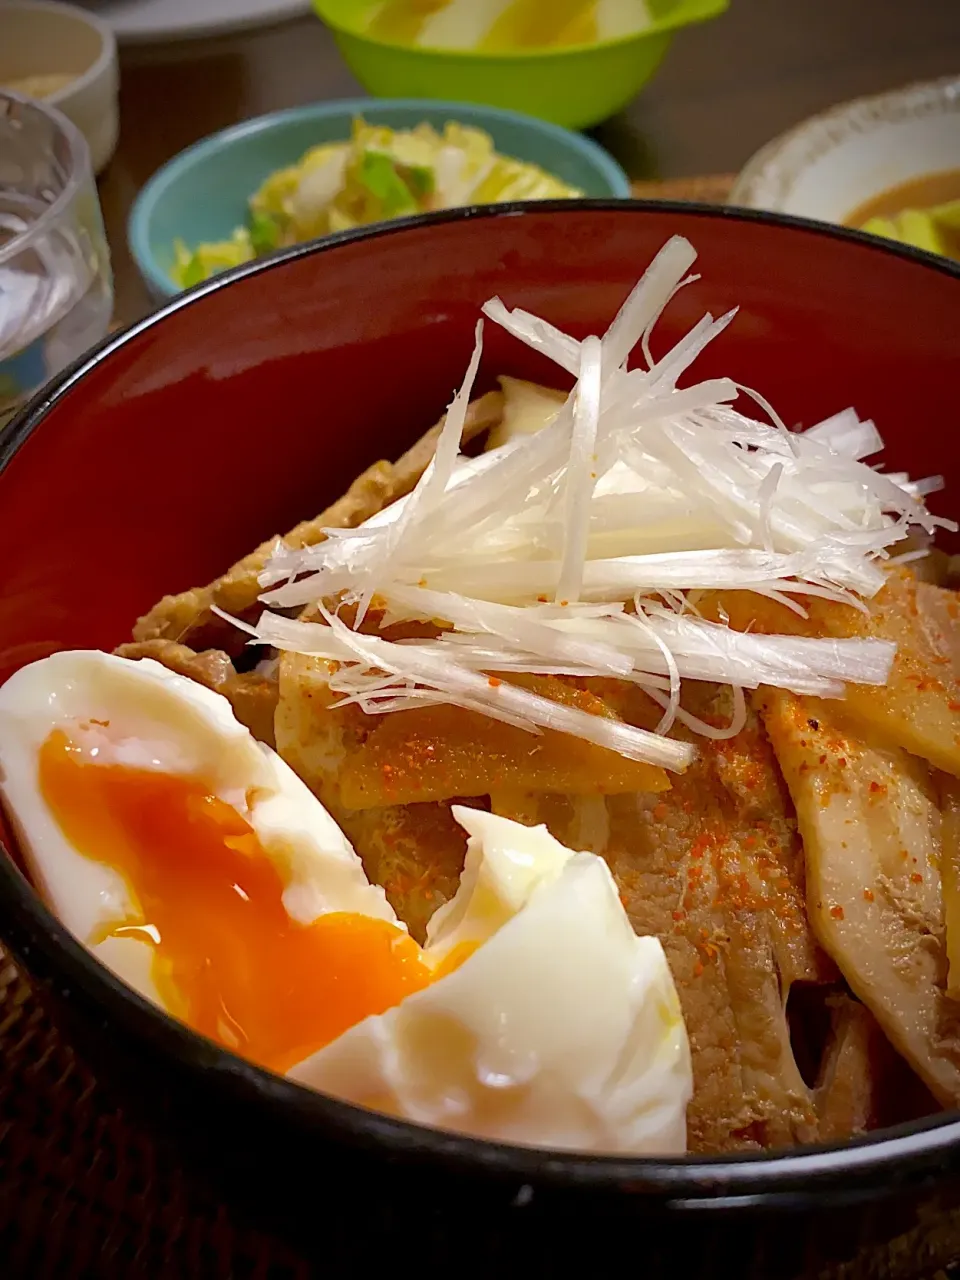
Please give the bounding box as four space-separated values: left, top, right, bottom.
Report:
729 75 960 226
0 0 119 174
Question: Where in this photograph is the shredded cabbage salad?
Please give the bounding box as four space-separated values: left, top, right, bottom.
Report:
171 118 583 288
219 235 953 770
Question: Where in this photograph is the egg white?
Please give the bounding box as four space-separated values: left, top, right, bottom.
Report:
0 650 396 1003
289 807 693 1154
0 650 692 1153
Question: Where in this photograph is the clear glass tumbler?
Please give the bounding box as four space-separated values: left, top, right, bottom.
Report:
0 90 113 426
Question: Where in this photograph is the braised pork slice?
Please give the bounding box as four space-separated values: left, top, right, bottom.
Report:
493 691 832 1153
274 649 471 941
917 581 960 681
814 995 890 1140
701 569 960 777
759 689 960 1107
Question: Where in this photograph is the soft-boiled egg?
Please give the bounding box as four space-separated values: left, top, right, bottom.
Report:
0 650 691 1152
0 650 406 1071
292 806 692 1153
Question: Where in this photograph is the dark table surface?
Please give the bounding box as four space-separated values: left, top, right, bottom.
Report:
100 0 960 328
8 5 960 1273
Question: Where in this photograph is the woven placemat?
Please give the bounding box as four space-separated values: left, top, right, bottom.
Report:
630 173 736 203
4 170 955 1279
0 951 313 1278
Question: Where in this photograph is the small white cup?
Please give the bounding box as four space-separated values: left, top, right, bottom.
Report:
0 1 119 174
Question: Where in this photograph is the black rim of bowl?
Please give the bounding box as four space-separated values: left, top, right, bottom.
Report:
3 199 960 1198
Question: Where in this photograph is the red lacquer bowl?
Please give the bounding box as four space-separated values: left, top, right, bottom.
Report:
1 203 960 1276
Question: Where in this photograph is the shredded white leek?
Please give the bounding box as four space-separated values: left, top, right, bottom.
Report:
237 236 952 771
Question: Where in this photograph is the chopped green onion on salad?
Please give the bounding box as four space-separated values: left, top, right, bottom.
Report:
171 118 584 289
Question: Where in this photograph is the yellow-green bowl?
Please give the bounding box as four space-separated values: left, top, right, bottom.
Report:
313 0 730 130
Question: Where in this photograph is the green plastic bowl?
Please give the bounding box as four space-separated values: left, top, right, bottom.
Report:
313 0 730 130
128 98 631 303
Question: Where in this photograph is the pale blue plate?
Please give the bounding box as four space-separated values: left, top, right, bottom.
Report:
131 97 634 302
128 97 631 303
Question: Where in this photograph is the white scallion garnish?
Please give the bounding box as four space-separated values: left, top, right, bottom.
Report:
236 236 953 771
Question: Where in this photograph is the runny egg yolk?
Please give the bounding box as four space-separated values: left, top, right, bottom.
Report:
38 729 435 1073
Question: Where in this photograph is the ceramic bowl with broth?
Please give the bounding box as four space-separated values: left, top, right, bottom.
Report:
730 76 960 259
